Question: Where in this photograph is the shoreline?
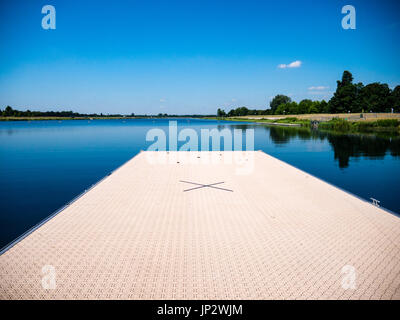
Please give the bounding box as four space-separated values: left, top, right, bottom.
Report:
208 115 400 135
1 115 399 136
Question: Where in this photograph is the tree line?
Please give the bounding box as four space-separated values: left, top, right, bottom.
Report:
0 106 217 118
217 71 400 116
0 106 126 118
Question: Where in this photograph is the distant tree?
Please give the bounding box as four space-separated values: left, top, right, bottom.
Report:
226 106 250 117
4 106 13 116
390 85 400 112
247 109 258 115
236 106 249 116
329 71 363 113
358 83 391 112
270 95 291 114
352 82 365 113
274 100 327 115
341 70 353 87
217 108 226 117
320 100 329 113
287 102 299 114
298 99 313 114
275 103 288 115
308 101 321 114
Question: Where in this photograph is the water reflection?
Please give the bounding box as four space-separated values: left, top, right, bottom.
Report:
266 126 400 168
327 134 400 168
268 126 319 145
211 123 400 169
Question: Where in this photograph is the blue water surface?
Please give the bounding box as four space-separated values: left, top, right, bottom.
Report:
0 118 399 249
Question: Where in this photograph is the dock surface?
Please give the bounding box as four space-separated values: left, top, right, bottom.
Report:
1 151 399 299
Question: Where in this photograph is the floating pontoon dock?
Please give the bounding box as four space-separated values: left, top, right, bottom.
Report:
0 151 399 299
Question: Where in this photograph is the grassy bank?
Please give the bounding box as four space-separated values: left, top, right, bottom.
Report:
318 118 400 133
227 113 400 121
212 115 400 135
210 116 310 126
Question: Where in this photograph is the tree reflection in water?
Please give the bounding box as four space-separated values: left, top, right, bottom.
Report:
267 126 400 168
216 123 400 169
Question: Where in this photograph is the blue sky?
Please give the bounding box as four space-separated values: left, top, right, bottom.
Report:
0 0 399 115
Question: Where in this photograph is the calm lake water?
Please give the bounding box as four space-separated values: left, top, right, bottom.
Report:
0 118 399 249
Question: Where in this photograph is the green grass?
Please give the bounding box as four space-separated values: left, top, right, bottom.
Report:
318 119 351 131
211 116 309 126
212 116 400 135
319 118 400 133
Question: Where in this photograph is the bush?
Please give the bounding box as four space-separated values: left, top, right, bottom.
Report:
319 119 351 132
375 119 400 127
276 117 298 123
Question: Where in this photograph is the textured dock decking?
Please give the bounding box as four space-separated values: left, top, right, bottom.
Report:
0 151 399 300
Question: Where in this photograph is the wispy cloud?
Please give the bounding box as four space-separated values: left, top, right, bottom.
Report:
308 86 329 91
278 60 302 69
308 86 331 97
308 91 331 96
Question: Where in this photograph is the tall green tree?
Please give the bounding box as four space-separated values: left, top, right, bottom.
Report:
217 108 226 117
357 83 391 112
308 101 321 114
341 71 353 87
320 100 329 113
287 102 299 114
390 86 400 112
3 106 14 116
329 71 363 113
298 99 312 114
270 95 291 114
235 106 249 116
275 103 288 115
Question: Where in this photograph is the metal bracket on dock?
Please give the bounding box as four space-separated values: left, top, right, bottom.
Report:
370 198 380 207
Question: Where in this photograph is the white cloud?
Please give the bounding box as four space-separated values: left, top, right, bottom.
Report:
308 86 329 91
278 60 302 69
159 98 166 102
308 91 330 96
